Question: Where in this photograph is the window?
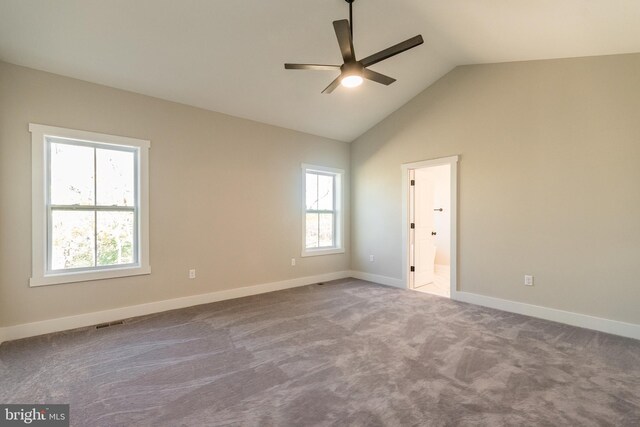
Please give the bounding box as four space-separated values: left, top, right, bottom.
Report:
30 124 150 286
302 164 344 257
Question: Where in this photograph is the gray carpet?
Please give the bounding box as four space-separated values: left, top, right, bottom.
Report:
1 279 639 426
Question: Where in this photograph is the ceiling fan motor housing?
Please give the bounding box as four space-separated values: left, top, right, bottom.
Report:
341 62 363 77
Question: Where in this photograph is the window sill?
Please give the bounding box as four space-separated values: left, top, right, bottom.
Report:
30 265 151 287
301 248 345 258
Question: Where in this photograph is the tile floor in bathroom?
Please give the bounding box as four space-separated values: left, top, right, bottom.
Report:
414 264 450 298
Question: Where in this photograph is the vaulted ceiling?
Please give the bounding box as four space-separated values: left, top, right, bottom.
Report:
1 0 640 141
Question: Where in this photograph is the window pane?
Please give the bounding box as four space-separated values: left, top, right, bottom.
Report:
305 213 319 248
317 174 334 210
50 141 94 205
306 173 318 210
97 148 135 207
319 213 334 247
97 211 135 266
51 210 95 270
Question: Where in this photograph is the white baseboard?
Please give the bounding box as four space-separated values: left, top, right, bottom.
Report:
452 291 640 341
0 271 350 344
349 270 404 288
3 271 638 344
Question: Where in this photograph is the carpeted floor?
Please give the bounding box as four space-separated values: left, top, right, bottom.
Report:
1 279 639 426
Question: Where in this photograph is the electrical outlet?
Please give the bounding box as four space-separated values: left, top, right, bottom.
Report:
189 269 196 279
524 275 533 286
291 258 296 266
369 255 375 262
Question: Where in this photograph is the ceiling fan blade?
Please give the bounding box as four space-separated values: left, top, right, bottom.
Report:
333 19 355 63
322 76 342 94
284 63 341 71
360 35 424 68
362 68 396 86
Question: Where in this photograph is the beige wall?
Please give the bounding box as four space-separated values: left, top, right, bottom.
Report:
0 61 350 327
2 53 639 329
351 53 640 324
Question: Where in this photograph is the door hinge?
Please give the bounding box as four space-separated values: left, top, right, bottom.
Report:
410 223 415 229
410 179 415 186
410 266 415 272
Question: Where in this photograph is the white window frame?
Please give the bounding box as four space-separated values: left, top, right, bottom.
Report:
301 164 344 257
30 124 151 287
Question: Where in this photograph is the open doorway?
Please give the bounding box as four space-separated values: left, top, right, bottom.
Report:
402 156 458 298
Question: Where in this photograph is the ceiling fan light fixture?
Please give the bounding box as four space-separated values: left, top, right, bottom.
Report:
341 73 363 88
340 62 364 88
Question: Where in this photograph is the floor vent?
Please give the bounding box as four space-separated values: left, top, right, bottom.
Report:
95 320 124 329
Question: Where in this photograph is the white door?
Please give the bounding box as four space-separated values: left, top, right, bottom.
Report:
413 168 436 286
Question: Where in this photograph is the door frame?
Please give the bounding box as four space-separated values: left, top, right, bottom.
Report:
401 155 459 297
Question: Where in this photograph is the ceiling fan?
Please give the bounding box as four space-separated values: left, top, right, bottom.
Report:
285 0 424 94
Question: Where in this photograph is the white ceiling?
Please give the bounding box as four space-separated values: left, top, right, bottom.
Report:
1 0 640 142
